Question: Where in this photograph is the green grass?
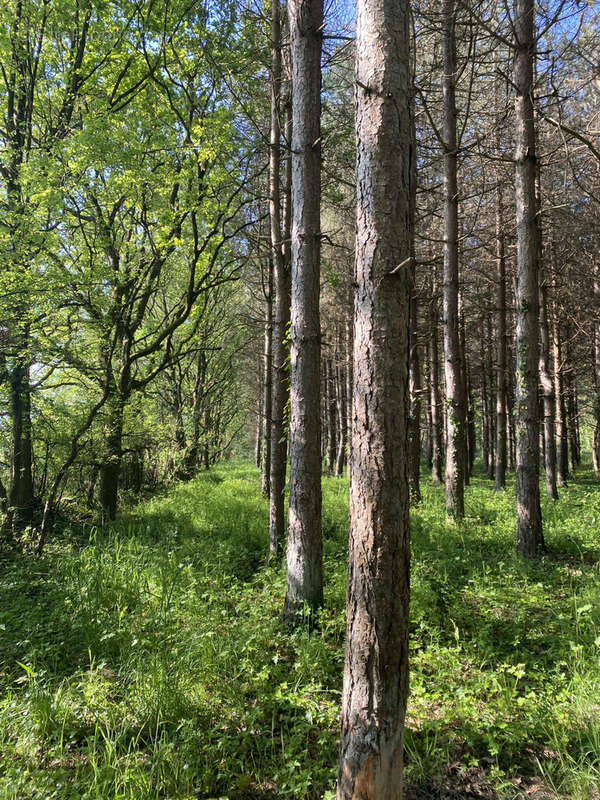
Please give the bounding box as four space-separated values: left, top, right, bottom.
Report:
1 461 600 798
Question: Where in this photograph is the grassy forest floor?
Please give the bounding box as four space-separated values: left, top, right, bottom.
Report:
1 463 600 800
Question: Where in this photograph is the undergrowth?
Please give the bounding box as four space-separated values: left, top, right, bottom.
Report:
1 461 600 799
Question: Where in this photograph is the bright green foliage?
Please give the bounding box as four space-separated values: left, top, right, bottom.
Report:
2 464 600 798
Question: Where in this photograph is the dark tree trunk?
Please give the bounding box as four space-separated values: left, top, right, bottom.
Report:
8 361 35 530
269 79 292 557
261 265 274 497
408 101 421 504
284 0 323 624
326 358 337 474
513 0 544 557
99 395 124 522
337 0 411 792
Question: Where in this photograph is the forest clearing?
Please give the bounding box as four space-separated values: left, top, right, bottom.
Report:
2 463 600 799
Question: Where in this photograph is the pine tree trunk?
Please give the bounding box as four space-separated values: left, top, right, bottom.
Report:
513 0 544 557
593 271 600 477
335 343 347 476
261 267 274 497
327 358 337 474
337 0 411 792
269 81 292 557
442 0 464 518
495 181 508 490
284 0 323 624
539 279 558 499
429 287 443 485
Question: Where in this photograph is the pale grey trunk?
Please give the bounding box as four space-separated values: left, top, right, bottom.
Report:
539 279 558 499
513 0 544 557
442 0 464 518
593 270 600 477
429 287 443 484
284 0 323 623
495 179 508 490
335 346 347 476
337 0 411 796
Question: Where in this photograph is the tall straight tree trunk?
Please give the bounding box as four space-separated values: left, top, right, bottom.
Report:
255 369 263 471
495 180 508 490
485 315 495 480
326 358 337 473
261 264 274 497
337 0 411 793
284 0 323 624
335 339 347 476
539 278 558 499
429 287 443 484
593 270 600 477
513 0 544 557
408 100 421 504
564 333 580 470
442 0 464 518
551 261 568 486
481 333 490 476
269 84 293 556
409 294 422 504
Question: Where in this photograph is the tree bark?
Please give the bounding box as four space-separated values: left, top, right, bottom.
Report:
8 361 35 529
539 278 558 499
269 79 292 557
99 394 124 522
429 284 443 485
442 0 464 518
327 358 337 473
513 0 544 557
495 180 508 490
261 263 274 497
593 270 600 477
284 0 323 624
335 342 347 476
337 0 411 795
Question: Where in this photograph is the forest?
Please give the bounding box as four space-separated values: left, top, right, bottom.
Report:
1 0 599 798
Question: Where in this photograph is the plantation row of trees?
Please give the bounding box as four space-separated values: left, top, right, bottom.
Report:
0 0 598 795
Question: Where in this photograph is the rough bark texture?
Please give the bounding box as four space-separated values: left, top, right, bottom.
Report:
269 83 292 557
442 0 464 518
284 0 323 623
337 0 411 796
408 101 421 505
513 0 544 557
